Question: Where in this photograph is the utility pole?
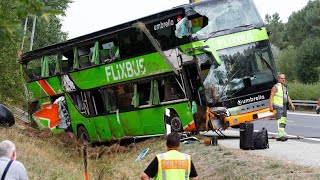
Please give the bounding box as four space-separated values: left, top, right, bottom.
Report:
30 15 37 51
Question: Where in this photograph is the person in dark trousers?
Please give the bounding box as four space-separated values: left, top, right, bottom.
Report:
141 133 198 180
0 140 28 180
269 74 295 141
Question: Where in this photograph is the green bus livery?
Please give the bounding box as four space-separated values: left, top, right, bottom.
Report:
20 0 277 142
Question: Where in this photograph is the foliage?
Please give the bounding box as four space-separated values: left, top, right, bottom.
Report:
0 0 71 104
294 37 320 84
264 13 287 50
288 81 320 101
285 0 320 47
265 1 320 85
276 46 296 82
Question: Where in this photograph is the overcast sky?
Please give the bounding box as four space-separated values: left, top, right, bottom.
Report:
61 0 309 39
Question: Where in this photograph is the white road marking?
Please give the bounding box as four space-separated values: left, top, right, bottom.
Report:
288 112 320 117
267 131 320 142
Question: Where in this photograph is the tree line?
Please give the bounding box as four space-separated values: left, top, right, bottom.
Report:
0 0 71 104
265 0 320 84
1 0 319 104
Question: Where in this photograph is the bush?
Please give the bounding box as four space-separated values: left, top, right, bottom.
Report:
287 82 320 100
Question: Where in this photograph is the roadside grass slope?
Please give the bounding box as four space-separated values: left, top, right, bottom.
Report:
1 124 320 180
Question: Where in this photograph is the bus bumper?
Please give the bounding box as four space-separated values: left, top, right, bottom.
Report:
225 108 273 127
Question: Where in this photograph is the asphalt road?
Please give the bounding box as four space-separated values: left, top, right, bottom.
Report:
201 111 320 168
253 111 320 139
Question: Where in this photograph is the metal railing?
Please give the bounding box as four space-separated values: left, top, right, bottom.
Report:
292 100 318 109
4 104 29 123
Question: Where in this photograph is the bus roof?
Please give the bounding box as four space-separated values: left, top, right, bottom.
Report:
21 1 208 62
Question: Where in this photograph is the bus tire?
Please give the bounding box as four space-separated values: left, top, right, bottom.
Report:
77 126 90 143
169 115 182 132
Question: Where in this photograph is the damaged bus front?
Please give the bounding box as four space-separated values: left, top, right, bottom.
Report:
178 0 277 130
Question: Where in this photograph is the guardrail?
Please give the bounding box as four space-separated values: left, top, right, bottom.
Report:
292 100 318 109
4 104 30 123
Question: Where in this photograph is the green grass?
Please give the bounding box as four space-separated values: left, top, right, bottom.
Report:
1 125 320 180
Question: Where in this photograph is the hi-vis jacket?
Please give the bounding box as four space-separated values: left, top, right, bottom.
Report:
273 83 288 108
155 150 191 180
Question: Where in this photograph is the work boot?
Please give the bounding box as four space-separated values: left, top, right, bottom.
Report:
276 136 288 141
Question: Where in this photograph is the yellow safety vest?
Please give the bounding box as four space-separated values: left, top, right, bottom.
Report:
273 83 284 108
154 150 191 180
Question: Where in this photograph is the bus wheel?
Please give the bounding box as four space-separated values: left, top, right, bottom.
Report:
77 126 90 143
169 115 182 132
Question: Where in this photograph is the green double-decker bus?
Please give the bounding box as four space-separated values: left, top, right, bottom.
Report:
20 0 277 142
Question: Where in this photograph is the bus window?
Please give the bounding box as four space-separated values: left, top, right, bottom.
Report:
113 83 134 111
160 76 186 102
70 89 105 116
137 82 151 106
78 46 92 68
61 50 74 73
118 29 155 59
148 14 190 50
190 16 208 34
88 89 105 115
103 88 117 112
100 40 120 63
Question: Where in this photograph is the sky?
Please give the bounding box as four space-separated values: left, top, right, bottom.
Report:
61 0 309 39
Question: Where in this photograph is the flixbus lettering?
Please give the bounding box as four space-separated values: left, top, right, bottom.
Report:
105 58 146 82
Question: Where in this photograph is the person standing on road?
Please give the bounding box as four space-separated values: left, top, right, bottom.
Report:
0 140 28 180
269 74 295 141
141 132 198 180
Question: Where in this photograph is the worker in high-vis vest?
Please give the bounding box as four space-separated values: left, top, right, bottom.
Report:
141 133 198 180
269 74 295 141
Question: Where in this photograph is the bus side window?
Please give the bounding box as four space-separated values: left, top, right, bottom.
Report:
61 60 70 73
78 47 92 68
88 89 105 115
61 51 74 73
25 68 34 81
103 88 117 112
162 76 185 101
114 84 134 111
137 82 151 106
33 67 41 79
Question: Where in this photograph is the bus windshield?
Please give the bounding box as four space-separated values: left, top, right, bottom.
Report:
201 40 276 104
176 0 263 40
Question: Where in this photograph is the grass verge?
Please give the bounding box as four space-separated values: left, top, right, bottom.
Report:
1 124 320 180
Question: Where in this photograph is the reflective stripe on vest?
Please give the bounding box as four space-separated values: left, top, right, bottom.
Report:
155 150 191 180
273 83 284 108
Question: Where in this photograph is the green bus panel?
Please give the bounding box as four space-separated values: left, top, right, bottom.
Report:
138 107 165 135
69 52 173 90
27 76 63 100
180 27 269 56
91 116 113 141
118 111 144 136
105 114 125 138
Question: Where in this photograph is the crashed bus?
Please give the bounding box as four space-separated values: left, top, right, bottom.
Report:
20 0 277 142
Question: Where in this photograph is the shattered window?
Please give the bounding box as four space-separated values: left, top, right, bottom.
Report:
201 41 275 103
175 0 263 40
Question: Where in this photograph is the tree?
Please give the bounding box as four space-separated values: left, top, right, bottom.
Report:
0 0 71 104
294 37 320 84
276 46 296 82
264 13 287 49
285 0 320 47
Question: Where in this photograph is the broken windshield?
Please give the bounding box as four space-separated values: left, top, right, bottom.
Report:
175 0 263 40
201 41 275 104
